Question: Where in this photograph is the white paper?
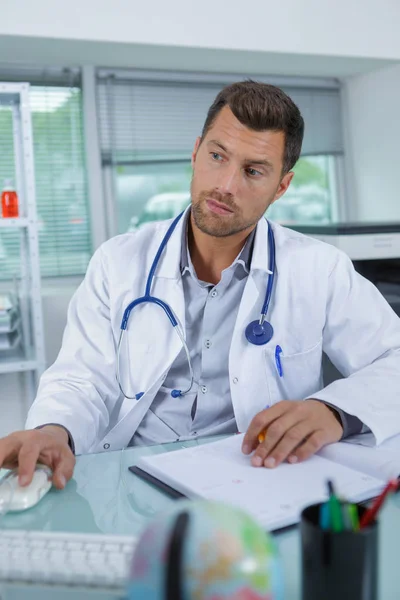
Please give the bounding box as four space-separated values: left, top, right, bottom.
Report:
320 434 400 482
136 434 384 530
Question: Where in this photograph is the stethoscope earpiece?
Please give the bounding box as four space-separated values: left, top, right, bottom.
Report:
171 389 182 398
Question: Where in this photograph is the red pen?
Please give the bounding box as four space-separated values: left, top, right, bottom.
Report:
359 479 398 529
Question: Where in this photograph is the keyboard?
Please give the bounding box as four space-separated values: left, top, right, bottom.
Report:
0 529 137 591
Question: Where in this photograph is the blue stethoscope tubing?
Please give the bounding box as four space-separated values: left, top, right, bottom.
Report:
116 211 276 400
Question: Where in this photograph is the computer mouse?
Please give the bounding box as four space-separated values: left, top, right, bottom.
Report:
0 465 52 512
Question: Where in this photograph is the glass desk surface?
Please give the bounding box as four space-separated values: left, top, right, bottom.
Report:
1 436 400 599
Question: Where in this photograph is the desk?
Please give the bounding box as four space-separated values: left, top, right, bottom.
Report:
1 437 400 599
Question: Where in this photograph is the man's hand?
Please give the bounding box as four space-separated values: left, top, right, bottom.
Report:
242 400 343 468
0 426 75 489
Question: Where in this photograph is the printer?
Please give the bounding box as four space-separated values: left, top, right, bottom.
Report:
290 223 400 317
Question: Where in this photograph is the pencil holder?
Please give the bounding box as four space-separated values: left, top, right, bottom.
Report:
301 503 378 600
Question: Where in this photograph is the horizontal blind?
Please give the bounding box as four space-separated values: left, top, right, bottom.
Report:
0 98 18 277
97 72 343 163
0 67 91 278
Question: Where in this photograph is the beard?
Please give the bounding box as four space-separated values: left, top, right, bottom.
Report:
190 185 265 238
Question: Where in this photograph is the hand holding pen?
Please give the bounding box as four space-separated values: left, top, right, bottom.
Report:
241 399 343 468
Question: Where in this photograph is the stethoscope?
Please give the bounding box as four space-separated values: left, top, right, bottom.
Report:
116 211 276 400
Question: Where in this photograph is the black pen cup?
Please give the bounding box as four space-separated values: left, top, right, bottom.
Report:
301 503 378 600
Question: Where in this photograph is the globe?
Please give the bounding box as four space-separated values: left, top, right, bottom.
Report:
127 500 284 600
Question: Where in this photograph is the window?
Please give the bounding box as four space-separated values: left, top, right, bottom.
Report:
0 70 91 278
268 155 337 225
111 155 337 234
98 72 344 234
115 162 192 234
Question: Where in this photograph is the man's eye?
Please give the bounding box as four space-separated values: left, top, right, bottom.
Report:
246 167 262 177
211 152 223 161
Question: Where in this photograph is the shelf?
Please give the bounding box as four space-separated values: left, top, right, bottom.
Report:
0 347 40 374
0 218 29 228
0 84 45 396
0 313 20 335
0 330 21 352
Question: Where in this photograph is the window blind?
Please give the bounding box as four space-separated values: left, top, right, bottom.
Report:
97 71 343 164
0 67 91 278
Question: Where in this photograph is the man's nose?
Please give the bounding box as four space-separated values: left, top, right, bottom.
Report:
216 165 240 197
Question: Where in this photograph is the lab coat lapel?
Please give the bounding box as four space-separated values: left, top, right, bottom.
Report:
229 218 271 430
233 218 270 336
117 213 187 410
149 206 188 377
98 216 187 448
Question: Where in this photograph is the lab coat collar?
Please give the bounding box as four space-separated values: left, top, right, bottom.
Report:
250 217 272 275
154 205 272 280
154 206 190 280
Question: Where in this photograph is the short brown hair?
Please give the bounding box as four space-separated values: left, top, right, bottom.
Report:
201 80 304 174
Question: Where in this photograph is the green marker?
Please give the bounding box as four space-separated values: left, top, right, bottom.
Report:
348 503 360 531
327 480 343 533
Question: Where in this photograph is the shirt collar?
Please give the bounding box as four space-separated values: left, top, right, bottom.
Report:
180 210 256 277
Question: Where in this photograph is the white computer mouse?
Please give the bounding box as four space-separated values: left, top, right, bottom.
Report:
0 465 52 512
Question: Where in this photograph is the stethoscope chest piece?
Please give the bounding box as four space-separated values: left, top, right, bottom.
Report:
245 320 274 345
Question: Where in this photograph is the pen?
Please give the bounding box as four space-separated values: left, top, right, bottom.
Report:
348 503 360 531
327 480 343 533
258 429 266 443
258 404 271 444
275 345 283 378
359 479 398 529
320 502 330 530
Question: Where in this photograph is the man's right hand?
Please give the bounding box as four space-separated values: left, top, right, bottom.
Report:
0 426 75 489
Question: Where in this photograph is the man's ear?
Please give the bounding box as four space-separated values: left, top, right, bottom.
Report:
273 171 295 202
191 137 202 168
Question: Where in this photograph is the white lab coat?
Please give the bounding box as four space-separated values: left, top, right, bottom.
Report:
26 212 400 454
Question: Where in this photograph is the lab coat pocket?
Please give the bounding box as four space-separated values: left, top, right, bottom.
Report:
264 338 324 405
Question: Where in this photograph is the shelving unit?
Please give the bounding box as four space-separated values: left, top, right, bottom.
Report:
0 218 29 228
0 82 46 401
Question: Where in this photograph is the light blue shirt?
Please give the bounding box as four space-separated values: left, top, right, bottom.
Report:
130 216 255 446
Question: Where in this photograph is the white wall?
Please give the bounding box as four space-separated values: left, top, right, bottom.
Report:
41 283 79 364
342 62 400 222
0 0 398 78
2 0 400 60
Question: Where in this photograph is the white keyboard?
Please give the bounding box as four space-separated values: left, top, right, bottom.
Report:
0 529 137 591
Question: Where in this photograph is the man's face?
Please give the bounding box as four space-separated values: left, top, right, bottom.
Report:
190 106 294 237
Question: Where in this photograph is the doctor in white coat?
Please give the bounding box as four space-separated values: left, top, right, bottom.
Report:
1 80 400 491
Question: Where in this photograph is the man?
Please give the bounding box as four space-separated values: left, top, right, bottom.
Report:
1 81 400 491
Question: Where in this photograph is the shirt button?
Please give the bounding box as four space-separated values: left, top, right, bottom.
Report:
204 339 212 349
201 385 208 394
233 377 239 384
210 290 218 298
103 443 110 449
